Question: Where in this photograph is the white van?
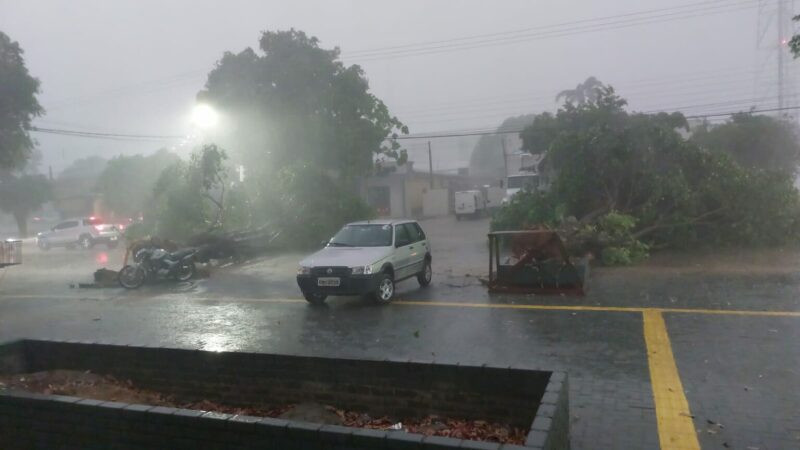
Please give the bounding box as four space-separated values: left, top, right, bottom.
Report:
455 190 487 220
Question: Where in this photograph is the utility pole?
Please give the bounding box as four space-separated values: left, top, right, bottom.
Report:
501 137 509 177
755 0 796 116
428 141 434 189
778 0 786 110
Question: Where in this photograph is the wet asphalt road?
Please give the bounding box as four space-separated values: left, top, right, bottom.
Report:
1 216 799 449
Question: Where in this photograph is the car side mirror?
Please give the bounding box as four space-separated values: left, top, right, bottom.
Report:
321 240 328 247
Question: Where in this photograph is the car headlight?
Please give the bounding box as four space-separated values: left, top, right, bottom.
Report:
350 265 373 275
297 266 311 275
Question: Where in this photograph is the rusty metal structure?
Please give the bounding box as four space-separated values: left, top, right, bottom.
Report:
487 230 587 295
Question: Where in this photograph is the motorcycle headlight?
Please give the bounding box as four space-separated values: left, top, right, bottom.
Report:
351 265 372 275
297 266 311 275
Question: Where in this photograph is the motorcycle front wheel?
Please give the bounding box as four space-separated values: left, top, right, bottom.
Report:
118 265 146 289
175 261 195 281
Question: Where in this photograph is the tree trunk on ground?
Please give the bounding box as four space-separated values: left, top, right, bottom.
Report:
12 211 28 238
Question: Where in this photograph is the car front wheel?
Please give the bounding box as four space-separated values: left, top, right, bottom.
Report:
373 273 395 303
303 291 327 305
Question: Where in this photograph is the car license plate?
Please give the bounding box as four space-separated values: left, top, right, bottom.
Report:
110 236 118 241
317 277 340 287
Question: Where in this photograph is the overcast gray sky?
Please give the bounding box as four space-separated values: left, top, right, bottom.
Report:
0 0 794 172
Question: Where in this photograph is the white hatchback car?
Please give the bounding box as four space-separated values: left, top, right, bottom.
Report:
296 219 432 304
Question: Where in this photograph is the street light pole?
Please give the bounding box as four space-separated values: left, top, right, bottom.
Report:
428 141 434 189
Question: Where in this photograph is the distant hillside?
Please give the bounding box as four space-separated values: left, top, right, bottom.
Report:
468 114 536 178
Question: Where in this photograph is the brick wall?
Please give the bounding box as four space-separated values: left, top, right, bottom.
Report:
0 339 568 450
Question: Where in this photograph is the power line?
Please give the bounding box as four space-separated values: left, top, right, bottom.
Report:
347 0 767 61
397 84 791 129
30 126 184 142
347 0 737 56
33 102 800 144
394 105 800 140
391 66 765 115
45 71 205 111
398 80 784 124
38 1 768 112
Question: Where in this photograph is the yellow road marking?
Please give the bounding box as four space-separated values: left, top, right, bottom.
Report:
397 300 643 313
643 310 701 450
5 294 800 317
395 300 800 317
655 307 800 317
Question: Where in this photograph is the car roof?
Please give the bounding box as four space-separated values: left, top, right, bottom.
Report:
347 219 417 226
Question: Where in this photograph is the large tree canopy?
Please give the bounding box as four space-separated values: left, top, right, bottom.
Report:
690 114 800 174
0 31 43 169
95 149 180 219
0 173 51 237
199 29 407 180
555 76 604 106
496 87 800 263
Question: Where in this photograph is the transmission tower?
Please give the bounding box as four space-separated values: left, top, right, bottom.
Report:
755 0 797 117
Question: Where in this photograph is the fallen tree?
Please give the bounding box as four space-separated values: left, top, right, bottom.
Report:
493 85 800 264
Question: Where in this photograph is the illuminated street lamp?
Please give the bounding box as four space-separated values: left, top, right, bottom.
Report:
191 104 219 129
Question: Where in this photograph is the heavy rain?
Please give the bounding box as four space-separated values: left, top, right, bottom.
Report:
1 1 799 449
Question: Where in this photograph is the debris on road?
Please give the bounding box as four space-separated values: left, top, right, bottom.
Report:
94 268 119 287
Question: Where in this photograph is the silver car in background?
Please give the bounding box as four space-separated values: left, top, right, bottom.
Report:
36 217 122 250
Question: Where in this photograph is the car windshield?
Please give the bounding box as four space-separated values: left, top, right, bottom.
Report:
329 224 393 247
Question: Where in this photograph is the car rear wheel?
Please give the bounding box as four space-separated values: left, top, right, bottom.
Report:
373 273 395 303
303 291 327 305
417 259 432 287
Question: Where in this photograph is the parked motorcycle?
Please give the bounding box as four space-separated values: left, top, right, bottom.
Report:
118 247 197 289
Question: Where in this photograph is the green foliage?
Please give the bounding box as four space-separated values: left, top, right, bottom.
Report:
0 173 51 237
262 163 374 247
791 15 800 59
186 29 396 248
199 29 407 181
0 31 43 169
555 76 605 106
495 84 800 264
149 145 234 241
95 149 180 219
122 221 152 242
691 114 800 174
594 212 649 265
58 156 107 180
490 190 565 231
